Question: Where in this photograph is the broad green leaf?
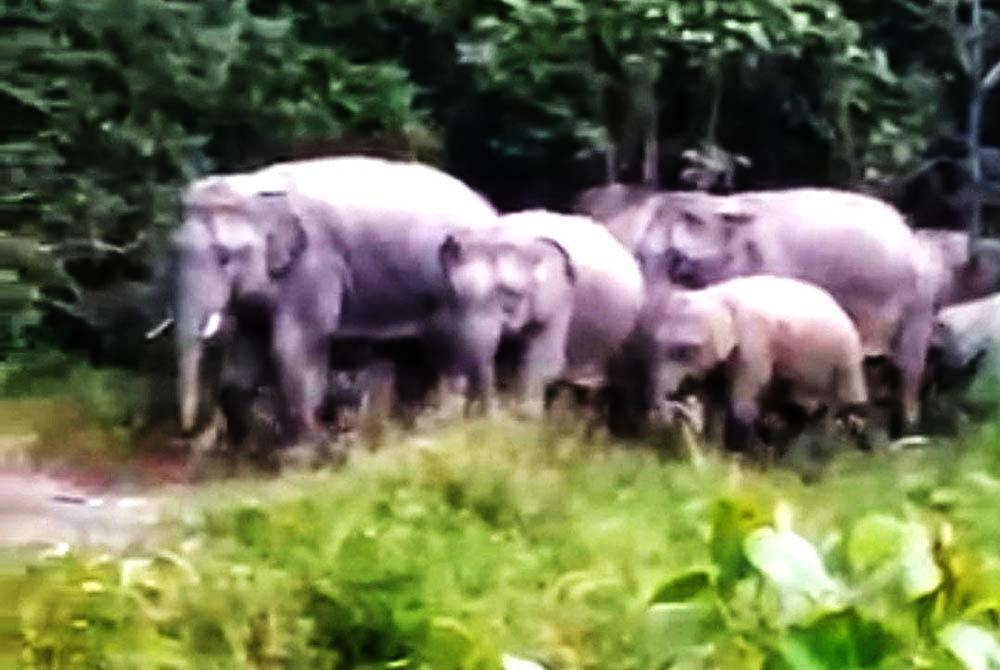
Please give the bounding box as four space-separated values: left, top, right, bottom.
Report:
899 521 943 600
649 566 716 604
744 526 846 624
709 495 771 592
848 514 904 574
779 609 897 670
939 623 1000 670
644 602 723 666
423 617 489 670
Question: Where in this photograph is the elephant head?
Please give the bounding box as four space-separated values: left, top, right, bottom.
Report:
643 287 736 402
648 192 756 287
438 229 576 334
170 174 309 432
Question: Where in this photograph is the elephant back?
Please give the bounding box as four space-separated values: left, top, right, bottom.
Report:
499 209 646 384
255 156 501 337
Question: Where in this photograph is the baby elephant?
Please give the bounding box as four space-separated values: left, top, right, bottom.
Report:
629 275 870 458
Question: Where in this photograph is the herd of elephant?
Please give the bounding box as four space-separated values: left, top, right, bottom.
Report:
160 154 1000 462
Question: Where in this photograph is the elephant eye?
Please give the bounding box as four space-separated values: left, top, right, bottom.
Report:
666 343 700 363
212 244 232 267
682 212 704 229
498 285 524 301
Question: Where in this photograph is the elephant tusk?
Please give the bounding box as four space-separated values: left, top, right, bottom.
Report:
145 316 174 340
200 312 223 340
888 435 931 451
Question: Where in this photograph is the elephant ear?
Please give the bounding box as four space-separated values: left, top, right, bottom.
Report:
535 237 576 284
255 191 307 278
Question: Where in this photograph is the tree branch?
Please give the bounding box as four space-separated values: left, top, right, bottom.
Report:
38 232 147 258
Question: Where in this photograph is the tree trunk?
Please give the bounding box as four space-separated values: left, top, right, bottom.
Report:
967 0 984 255
642 106 659 186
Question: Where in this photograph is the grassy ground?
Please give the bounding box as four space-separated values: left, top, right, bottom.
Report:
6 405 1000 670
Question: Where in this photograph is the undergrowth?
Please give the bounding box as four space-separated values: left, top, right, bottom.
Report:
7 413 1000 669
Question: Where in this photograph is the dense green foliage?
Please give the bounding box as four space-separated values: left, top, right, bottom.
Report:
2 0 998 361
9 418 1000 669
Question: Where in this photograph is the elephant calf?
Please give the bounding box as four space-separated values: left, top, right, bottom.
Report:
621 275 870 458
438 210 645 416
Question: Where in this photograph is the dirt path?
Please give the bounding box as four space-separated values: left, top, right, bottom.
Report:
0 468 167 552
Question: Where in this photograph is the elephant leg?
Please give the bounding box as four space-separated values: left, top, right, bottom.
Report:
463 351 497 418
218 330 266 452
725 400 761 458
891 303 935 437
273 313 330 443
832 363 872 451
452 314 502 418
727 358 771 462
516 320 570 419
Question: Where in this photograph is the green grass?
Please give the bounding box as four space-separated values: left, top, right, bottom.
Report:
8 414 1000 669
0 350 169 468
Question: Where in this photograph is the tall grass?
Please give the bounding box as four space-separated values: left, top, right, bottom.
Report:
8 412 1000 669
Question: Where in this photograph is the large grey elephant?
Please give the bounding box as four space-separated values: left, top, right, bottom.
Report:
573 183 663 255
170 155 500 445
914 229 1000 307
626 188 936 436
438 210 645 414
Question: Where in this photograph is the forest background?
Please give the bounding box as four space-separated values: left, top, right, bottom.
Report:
2 0 1000 392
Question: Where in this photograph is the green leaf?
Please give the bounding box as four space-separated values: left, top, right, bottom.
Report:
899 521 943 600
644 602 723 666
744 526 847 624
848 514 904 574
709 495 771 592
423 617 487 670
649 567 716 604
939 623 1000 670
770 609 898 670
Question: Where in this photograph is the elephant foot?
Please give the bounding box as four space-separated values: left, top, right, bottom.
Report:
508 397 546 422
186 409 227 464
279 431 346 471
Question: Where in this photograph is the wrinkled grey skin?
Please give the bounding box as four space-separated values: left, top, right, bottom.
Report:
438 225 576 413
171 180 350 442
914 229 1000 308
171 155 499 444
636 188 936 436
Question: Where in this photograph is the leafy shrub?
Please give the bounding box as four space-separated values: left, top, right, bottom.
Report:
9 417 1000 669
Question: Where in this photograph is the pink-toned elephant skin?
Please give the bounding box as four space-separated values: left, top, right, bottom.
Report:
616 275 869 455
633 187 936 436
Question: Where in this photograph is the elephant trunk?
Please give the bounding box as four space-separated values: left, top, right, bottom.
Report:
177 340 203 433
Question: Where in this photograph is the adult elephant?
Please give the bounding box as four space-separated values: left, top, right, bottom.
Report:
914 229 1000 308
573 183 663 254
170 155 500 445
634 188 936 436
438 210 645 415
